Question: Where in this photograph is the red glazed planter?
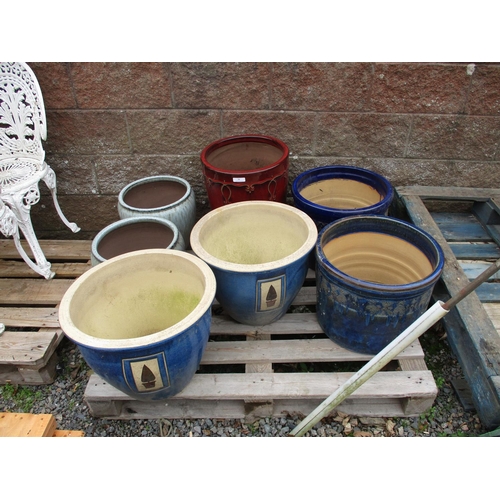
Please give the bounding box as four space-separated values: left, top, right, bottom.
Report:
200 135 289 209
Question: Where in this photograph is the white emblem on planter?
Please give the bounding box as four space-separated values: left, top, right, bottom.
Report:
123 353 170 393
256 276 285 312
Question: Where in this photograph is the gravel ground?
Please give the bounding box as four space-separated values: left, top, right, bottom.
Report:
1 318 495 438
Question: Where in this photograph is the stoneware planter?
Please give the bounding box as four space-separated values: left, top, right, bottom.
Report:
200 135 289 209
190 201 317 326
91 217 186 266
315 215 444 355
117 175 196 246
58 249 216 401
292 165 394 229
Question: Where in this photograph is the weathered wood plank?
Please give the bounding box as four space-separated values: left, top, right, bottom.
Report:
0 239 91 260
449 242 500 260
201 338 424 365
431 213 491 242
0 279 73 305
210 312 323 336
86 371 437 401
396 186 500 200
0 260 90 279
0 307 60 328
0 330 58 366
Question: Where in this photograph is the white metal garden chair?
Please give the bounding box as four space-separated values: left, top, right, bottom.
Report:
0 62 80 279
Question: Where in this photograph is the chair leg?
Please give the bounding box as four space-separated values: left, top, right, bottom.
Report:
0 195 54 279
43 165 81 233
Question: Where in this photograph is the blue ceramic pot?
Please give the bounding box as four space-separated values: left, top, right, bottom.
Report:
58 249 216 401
91 217 186 266
190 201 318 326
118 175 196 247
316 215 444 355
292 165 394 229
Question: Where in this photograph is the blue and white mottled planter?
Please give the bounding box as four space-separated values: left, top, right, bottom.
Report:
316 215 444 355
91 217 185 266
58 249 216 401
190 201 318 326
118 175 196 247
292 165 394 230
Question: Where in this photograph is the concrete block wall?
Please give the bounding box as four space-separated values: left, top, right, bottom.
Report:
25 62 500 239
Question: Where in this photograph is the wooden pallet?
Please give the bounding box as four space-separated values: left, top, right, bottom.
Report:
0 239 91 385
0 412 84 437
395 186 500 430
0 237 438 422
84 272 438 421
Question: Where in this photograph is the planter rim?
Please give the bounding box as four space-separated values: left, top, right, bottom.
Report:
118 175 192 213
91 216 181 264
200 134 289 176
316 215 444 292
190 200 318 273
292 165 394 216
58 249 216 350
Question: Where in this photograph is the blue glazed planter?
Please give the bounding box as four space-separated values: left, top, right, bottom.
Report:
190 201 318 326
292 165 394 229
316 215 444 355
58 249 216 401
118 175 196 248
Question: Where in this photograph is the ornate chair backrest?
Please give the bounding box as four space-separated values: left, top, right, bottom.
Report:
0 62 47 163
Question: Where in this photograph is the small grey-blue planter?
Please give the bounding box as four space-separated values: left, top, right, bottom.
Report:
58 249 216 401
292 165 394 229
316 215 444 355
190 201 318 326
118 175 196 247
91 217 186 266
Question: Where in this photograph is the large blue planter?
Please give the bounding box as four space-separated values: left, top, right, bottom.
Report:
292 165 394 229
316 215 444 355
58 249 216 401
190 201 318 326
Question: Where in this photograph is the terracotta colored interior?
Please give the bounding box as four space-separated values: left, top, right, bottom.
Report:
206 142 283 172
69 254 204 340
323 231 433 285
123 180 187 209
198 206 309 265
300 178 382 209
97 222 174 260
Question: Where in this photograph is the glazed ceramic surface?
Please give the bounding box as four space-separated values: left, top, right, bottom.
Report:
316 215 444 355
292 165 394 229
190 201 317 325
117 175 196 246
200 135 289 209
91 217 185 266
58 249 216 400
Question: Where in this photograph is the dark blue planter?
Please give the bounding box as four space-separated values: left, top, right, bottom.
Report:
316 215 444 355
59 249 217 401
292 165 394 229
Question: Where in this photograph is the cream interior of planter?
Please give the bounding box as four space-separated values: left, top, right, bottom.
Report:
323 232 433 285
300 178 382 209
59 250 216 348
190 201 318 272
